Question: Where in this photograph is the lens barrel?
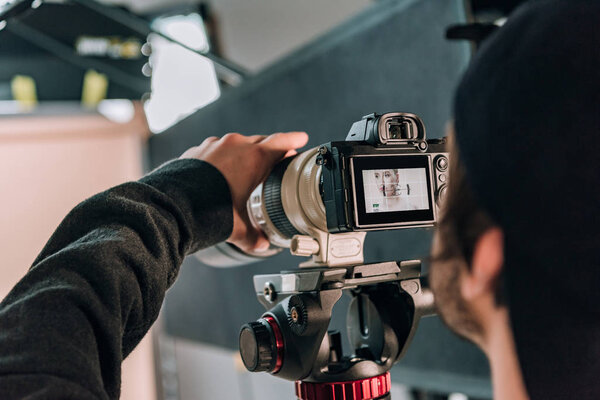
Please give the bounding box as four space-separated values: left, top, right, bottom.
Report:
197 147 326 267
247 147 326 250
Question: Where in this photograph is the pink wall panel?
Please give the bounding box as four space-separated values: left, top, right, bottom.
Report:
0 104 156 400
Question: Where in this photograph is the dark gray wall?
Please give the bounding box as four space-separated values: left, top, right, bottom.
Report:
150 0 491 397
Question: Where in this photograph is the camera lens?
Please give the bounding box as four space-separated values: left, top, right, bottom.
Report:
247 148 327 248
197 147 326 266
193 242 277 267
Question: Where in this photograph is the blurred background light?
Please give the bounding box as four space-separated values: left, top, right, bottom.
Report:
98 99 135 123
143 13 220 133
0 0 16 9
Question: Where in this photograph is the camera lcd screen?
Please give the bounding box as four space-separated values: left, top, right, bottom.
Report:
351 155 434 228
361 168 429 213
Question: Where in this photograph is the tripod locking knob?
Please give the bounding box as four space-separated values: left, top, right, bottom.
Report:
239 316 284 373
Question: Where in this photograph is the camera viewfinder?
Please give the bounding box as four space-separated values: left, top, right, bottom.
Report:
387 118 414 140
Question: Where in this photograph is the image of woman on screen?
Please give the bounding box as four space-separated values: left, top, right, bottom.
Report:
363 169 428 213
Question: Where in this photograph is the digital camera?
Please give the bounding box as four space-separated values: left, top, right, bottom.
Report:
237 114 442 387
195 112 448 267
249 112 448 241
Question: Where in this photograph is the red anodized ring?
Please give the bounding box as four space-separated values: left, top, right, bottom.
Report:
295 372 391 400
263 315 284 374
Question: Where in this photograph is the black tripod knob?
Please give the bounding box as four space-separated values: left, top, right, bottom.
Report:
239 316 283 373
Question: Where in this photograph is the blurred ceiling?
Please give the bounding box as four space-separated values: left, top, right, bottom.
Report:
98 0 530 15
0 0 530 104
98 0 200 13
0 1 151 101
95 0 530 71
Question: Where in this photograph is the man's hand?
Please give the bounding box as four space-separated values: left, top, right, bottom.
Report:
180 132 309 253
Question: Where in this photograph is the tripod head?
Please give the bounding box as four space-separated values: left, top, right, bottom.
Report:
239 259 435 399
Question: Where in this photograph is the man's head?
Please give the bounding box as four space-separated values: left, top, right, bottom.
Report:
431 0 600 398
430 134 502 350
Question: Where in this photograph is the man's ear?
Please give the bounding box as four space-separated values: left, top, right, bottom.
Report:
461 227 504 301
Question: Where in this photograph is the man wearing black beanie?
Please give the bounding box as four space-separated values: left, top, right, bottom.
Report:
431 0 600 399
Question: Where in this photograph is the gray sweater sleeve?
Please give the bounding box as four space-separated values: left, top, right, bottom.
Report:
0 159 233 399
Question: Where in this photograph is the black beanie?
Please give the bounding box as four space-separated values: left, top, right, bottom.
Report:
453 0 600 398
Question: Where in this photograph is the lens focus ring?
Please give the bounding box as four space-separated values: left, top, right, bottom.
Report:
263 159 300 239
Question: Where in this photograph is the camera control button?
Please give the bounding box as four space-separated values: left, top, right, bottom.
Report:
436 156 449 172
437 185 448 205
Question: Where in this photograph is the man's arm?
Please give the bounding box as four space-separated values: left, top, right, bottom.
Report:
0 131 309 399
0 159 232 399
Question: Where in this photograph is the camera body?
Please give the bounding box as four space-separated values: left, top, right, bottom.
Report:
320 112 449 233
